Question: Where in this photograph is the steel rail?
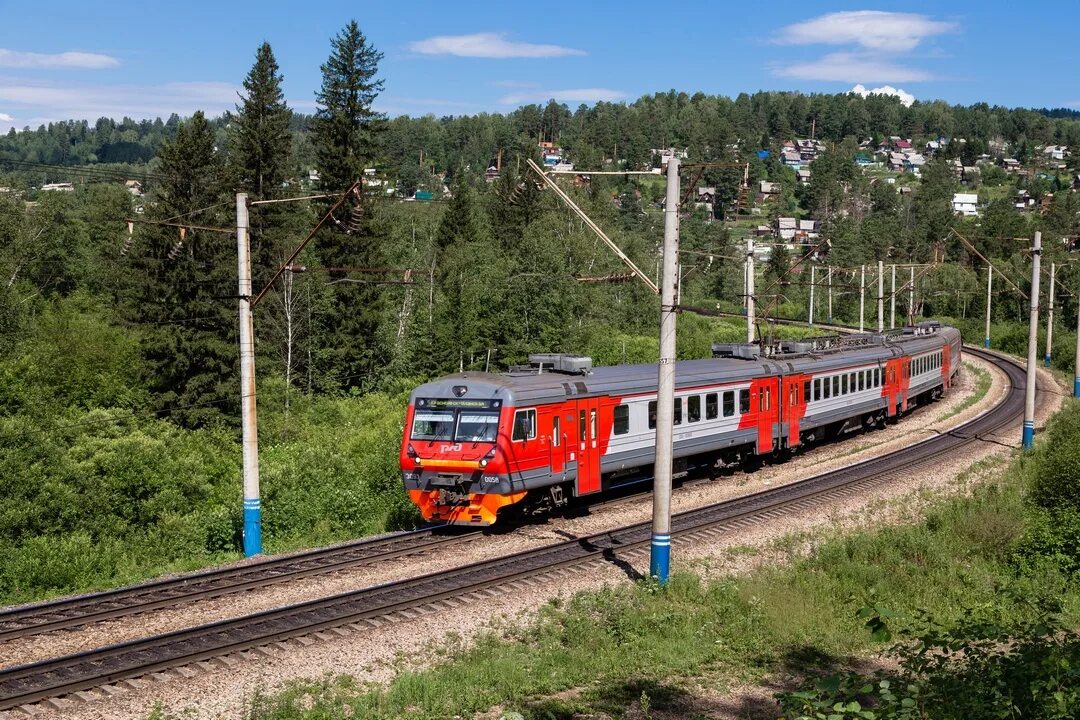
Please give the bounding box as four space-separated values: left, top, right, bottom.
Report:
0 347 1027 711
0 526 468 643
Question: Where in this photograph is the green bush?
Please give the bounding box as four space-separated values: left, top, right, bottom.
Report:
778 602 1080 720
1029 402 1080 511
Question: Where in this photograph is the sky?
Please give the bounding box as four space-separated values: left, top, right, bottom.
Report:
0 0 1077 133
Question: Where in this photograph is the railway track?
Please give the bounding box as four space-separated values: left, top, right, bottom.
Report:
0 526 471 643
0 346 1028 712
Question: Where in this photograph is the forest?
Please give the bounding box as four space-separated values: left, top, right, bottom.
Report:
2 20 1080 604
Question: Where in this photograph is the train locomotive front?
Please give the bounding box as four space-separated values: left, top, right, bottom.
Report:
401 374 531 525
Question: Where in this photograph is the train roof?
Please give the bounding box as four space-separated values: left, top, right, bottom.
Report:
410 325 960 406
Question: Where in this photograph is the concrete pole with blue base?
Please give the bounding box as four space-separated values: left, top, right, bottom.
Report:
650 157 679 585
237 193 262 556
1045 262 1055 367
984 265 992 348
1074 272 1080 398
1023 232 1041 451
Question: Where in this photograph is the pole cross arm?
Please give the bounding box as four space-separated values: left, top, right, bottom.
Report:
526 158 659 294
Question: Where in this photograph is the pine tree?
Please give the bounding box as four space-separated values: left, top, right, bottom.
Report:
229 42 292 201
312 20 384 191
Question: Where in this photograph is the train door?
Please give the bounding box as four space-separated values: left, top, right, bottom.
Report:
574 398 602 495
747 377 779 454
781 374 809 448
548 409 565 475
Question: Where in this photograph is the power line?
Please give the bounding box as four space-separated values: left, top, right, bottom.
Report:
0 158 166 182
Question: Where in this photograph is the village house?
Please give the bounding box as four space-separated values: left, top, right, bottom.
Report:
695 187 715 217
756 181 780 202
1015 190 1037 211
796 168 812 184
952 192 979 217
797 219 819 243
41 183 74 192
124 180 144 197
1001 158 1022 173
776 216 797 241
904 153 927 172
1043 145 1069 161
650 147 688 168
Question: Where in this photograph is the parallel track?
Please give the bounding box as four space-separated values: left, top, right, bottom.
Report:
0 527 468 642
0 346 1027 711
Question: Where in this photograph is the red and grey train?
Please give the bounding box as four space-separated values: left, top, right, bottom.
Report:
400 322 962 525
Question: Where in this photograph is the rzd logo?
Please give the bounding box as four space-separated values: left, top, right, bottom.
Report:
439 443 462 452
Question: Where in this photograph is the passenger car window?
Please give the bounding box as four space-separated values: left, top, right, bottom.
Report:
705 393 718 420
552 415 560 446
739 389 750 414
613 405 628 435
648 401 657 430
688 395 701 423
673 398 682 425
723 391 734 417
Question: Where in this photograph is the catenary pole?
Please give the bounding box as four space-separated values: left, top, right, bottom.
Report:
859 265 866 332
1045 261 1055 367
877 260 884 332
1074 271 1080 397
890 264 896 329
808 265 816 326
746 238 755 342
237 193 261 556
827 266 833 323
984 265 993 348
1023 232 1041 450
650 157 679 585
909 267 915 323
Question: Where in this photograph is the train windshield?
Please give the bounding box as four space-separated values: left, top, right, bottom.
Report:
455 411 500 442
411 408 500 442
411 410 456 441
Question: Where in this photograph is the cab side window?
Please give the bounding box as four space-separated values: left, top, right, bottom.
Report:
512 409 536 441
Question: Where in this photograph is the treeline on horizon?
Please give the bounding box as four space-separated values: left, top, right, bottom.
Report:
2 90 1080 189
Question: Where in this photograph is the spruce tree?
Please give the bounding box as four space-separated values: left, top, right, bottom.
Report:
229 42 292 201
312 20 384 191
126 111 235 427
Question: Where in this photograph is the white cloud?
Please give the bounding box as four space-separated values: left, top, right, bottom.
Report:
0 112 12 122
775 11 955 53
775 52 934 83
0 48 119 70
0 80 240 126
498 87 625 105
850 83 915 107
1067 100 1080 109
408 33 585 59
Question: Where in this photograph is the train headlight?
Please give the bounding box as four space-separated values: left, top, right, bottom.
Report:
479 459 488 468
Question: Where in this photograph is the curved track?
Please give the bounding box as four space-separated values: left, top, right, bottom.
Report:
0 346 1027 712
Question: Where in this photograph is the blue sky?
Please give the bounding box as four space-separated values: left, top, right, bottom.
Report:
0 0 1077 133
